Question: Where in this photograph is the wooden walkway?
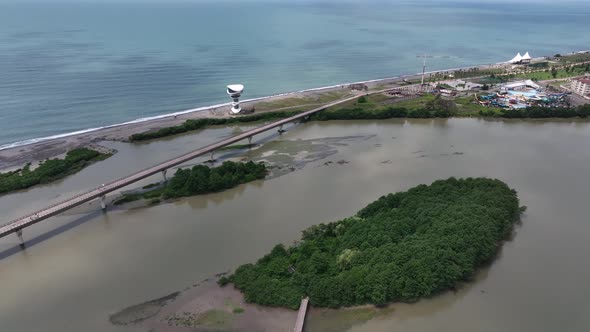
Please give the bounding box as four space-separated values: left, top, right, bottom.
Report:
294 297 310 332
0 84 422 240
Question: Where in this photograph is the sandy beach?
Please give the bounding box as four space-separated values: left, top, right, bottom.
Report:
0 62 507 171
0 76 401 171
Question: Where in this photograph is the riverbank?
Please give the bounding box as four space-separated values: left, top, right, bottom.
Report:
2 51 588 171
3 118 590 332
0 60 492 170
111 278 396 332
0 75 408 170
111 279 298 331
0 147 114 195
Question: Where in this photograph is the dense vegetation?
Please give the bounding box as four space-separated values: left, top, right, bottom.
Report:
313 99 590 121
129 111 302 141
164 161 267 198
0 148 110 195
115 161 267 204
493 104 590 118
130 90 590 142
221 178 521 309
311 96 458 120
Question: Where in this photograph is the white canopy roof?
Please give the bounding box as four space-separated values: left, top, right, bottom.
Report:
525 79 540 89
522 52 532 60
509 53 523 63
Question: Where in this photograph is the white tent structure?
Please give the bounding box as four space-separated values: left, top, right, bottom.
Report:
524 79 540 89
522 52 532 61
509 52 532 64
509 53 523 64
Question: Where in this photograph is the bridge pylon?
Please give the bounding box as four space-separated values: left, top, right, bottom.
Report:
162 169 168 182
16 229 24 248
100 195 107 211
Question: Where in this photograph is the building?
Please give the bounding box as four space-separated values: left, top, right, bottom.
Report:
571 78 590 98
226 84 244 114
502 79 540 91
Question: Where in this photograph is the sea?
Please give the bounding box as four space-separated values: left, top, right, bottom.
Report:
0 0 589 149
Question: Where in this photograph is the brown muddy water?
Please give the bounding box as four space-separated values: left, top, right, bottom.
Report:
1 119 590 332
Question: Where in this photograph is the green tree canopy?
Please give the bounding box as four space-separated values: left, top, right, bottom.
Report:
224 178 521 309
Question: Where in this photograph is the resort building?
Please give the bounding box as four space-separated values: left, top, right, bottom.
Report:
571 78 590 99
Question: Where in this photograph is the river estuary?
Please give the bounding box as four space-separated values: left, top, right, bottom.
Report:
1 118 590 331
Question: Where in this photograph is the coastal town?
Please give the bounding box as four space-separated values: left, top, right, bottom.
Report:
423 51 590 110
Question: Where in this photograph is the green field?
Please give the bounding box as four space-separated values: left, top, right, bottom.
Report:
454 96 490 115
254 91 352 112
513 67 588 81
557 53 590 64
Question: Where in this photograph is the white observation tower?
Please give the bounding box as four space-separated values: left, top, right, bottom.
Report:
227 84 244 114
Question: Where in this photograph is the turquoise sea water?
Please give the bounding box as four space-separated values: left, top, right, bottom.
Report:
0 0 588 147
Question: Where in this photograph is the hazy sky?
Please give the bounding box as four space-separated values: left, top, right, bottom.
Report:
0 0 580 2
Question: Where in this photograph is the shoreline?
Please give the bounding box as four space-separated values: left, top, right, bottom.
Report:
110 277 396 332
1 49 588 170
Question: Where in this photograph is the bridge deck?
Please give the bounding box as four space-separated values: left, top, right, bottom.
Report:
0 85 420 239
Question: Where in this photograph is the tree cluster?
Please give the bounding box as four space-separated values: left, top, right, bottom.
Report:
311 102 455 121
223 178 521 309
163 161 267 199
498 104 590 118
0 148 107 194
130 111 302 141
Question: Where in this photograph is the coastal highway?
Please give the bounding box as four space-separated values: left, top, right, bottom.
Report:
0 84 421 241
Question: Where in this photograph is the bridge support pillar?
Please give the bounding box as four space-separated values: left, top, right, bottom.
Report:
162 169 168 182
210 151 215 163
16 229 24 248
248 136 252 147
100 195 107 211
278 124 285 134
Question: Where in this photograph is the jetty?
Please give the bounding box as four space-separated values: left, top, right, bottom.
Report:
294 297 309 332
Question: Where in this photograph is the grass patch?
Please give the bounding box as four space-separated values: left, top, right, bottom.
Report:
512 68 586 80
114 193 143 205
454 96 489 115
219 144 256 151
388 94 436 111
558 52 590 64
195 310 232 328
232 307 244 314
130 110 303 142
142 182 159 190
254 91 350 112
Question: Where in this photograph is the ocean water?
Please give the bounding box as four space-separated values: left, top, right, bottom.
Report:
0 0 588 148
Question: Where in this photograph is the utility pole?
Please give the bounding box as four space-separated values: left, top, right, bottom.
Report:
417 54 434 86
417 54 456 86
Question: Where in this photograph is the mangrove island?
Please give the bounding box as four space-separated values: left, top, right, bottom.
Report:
221 177 521 309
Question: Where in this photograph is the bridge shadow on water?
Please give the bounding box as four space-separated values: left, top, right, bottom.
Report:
0 210 105 261
0 122 305 262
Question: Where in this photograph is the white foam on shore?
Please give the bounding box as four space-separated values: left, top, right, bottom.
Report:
0 60 510 152
0 74 407 151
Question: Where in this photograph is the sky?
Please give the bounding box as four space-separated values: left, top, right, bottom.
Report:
0 0 581 3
